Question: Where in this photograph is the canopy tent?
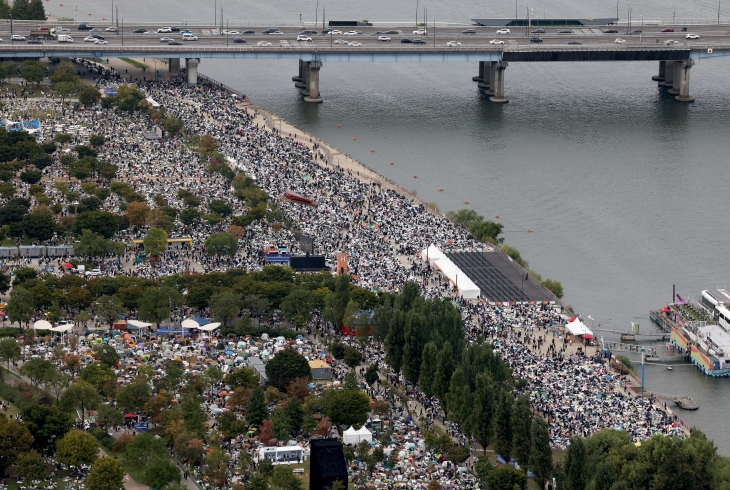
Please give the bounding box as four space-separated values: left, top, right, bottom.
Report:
33 320 53 330
343 426 360 445
420 244 445 265
565 318 593 336
356 426 372 443
51 324 74 332
193 315 207 326
127 320 152 330
182 319 199 330
429 252 480 299
198 322 221 331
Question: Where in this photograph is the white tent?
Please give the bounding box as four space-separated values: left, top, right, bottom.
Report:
432 255 480 299
420 244 445 265
199 322 221 331
181 319 199 330
33 320 53 330
127 319 153 329
343 426 360 445
356 426 372 443
51 324 74 332
565 318 593 337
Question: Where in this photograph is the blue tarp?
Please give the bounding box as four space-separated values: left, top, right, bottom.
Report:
265 253 290 264
104 87 118 96
157 326 193 336
193 315 207 326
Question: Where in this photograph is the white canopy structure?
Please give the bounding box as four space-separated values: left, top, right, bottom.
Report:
198 322 221 331
356 426 372 443
420 244 445 265
181 319 199 330
429 252 480 299
127 319 153 331
51 324 74 332
565 318 593 337
343 426 360 446
33 320 53 330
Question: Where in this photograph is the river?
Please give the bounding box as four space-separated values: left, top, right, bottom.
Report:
65 0 730 455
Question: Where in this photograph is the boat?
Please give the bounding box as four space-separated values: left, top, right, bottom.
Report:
284 190 314 204
621 333 636 341
667 366 673 370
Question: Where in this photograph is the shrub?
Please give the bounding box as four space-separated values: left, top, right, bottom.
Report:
112 433 134 453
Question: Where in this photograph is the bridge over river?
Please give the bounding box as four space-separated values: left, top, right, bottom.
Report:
3 21 730 102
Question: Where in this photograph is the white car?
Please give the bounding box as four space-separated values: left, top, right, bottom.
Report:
296 35 312 41
105 26 117 32
413 28 427 35
257 41 272 46
157 27 172 33
614 38 626 43
334 39 346 45
182 35 198 41
378 36 391 42
349 41 362 46
222 30 239 35
686 33 700 39
56 28 70 33
84 36 97 42
160 37 173 42
343 30 359 35
446 41 461 47
330 30 342 35
664 39 679 45
489 39 504 45
496 28 510 34
11 34 25 41
86 269 101 277
94 39 108 44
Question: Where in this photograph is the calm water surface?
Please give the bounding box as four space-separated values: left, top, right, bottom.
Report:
70 0 730 454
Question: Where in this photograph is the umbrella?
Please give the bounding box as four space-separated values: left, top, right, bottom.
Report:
124 413 137 419
62 262 73 269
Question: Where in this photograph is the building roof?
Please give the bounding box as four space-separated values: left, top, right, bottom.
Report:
308 360 331 369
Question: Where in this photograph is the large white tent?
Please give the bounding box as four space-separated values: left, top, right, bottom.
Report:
182 319 199 330
420 244 445 265
343 426 360 445
198 322 221 331
33 320 52 330
427 251 480 299
565 318 593 337
356 426 372 443
51 324 74 332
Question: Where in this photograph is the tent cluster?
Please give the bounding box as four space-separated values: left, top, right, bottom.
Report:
420 244 480 299
343 425 373 445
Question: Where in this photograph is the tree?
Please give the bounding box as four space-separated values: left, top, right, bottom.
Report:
272 408 293 442
0 416 33 472
56 430 98 468
529 417 553 490
326 389 371 427
364 364 379 385
218 411 246 440
14 451 47 481
144 226 168 257
126 433 173 484
27 0 45 19
331 274 351 327
126 201 151 227
246 386 269 427
208 199 233 217
225 367 258 390
10 0 28 19
138 286 182 328
471 372 495 453
96 296 125 330
22 209 56 241
80 363 116 398
280 288 313 328
78 85 101 107
89 134 105 147
385 310 405 373
209 290 242 326
0 337 21 369
53 81 77 103
6 286 33 327
116 381 152 413
418 341 438 396
283 397 304 432
272 465 304 490
163 116 184 136
343 347 362 369
257 419 275 444
146 457 181 489
494 390 514 462
19 357 55 387
19 168 42 184
512 395 533 469
74 211 119 239
85 457 125 490
19 60 48 86
562 436 587 490
96 403 124 427
265 349 311 392
485 465 527 490
60 380 101 425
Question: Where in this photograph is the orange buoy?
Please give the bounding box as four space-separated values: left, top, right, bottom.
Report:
337 123 342 127
59 3 62 5
464 200 470 204
369 149 375 152
352 137 357 140
495 215 500 219
102 17 106 20
413 175 418 178
389 162 394 165
526 229 533 232
438 188 444 192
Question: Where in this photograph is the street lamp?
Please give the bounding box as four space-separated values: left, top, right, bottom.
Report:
226 16 229 46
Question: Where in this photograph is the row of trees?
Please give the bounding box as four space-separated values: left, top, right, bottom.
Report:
0 0 46 20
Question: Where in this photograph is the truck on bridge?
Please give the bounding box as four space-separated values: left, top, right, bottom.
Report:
29 29 57 40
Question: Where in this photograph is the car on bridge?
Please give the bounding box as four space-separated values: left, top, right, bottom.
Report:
84 36 98 42
160 37 173 42
378 36 391 42
257 41 272 46
233 38 246 43
168 41 182 45
94 39 108 44
496 28 510 35
489 39 504 44
413 39 426 44
632 30 643 34
11 35 25 41
558 29 572 34
462 29 476 34
222 30 239 35
333 39 346 44
661 28 675 32
182 34 198 41
446 41 461 47
532 29 546 34
181 30 193 35
401 38 413 43
614 38 626 43
603 29 618 33
384 30 399 35
350 41 363 46
90 34 104 39
686 33 700 39
105 26 117 32
300 30 317 35
413 28 427 35
530 37 543 43
243 30 255 34
56 27 70 33
322 28 334 34
133 28 147 33
665 39 679 45
77 24 92 30
296 35 312 41
343 30 361 35
158 27 172 33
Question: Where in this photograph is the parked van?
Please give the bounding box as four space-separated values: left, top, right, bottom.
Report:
182 33 198 41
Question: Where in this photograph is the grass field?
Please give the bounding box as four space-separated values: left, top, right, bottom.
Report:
120 58 149 70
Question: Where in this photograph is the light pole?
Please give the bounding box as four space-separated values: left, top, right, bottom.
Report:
111 0 113 26
214 0 216 27
316 0 319 27
226 16 229 45
416 0 418 26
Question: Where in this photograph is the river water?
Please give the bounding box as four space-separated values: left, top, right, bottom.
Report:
70 0 730 454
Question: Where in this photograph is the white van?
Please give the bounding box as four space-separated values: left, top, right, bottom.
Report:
182 33 198 41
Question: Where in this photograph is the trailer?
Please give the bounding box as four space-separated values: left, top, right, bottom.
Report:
29 29 56 40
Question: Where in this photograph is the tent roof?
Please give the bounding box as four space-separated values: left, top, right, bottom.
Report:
193 315 207 326
127 319 152 328
344 426 358 435
566 318 593 336
182 319 199 329
51 325 74 332
199 322 221 331
33 320 52 330
356 426 372 435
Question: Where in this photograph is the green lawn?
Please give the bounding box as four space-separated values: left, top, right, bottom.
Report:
120 58 149 69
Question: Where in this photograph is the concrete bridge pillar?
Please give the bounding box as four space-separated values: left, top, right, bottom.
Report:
481 62 497 95
185 58 199 87
299 62 311 95
651 60 666 82
489 61 508 103
303 61 323 103
293 59 303 83
659 61 675 87
669 61 682 95
168 58 181 76
675 60 695 103
473 61 486 82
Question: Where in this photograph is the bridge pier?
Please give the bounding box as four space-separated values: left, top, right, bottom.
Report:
659 61 675 88
303 61 323 103
299 62 311 95
168 58 181 77
651 60 666 82
489 61 508 103
669 61 682 95
185 58 199 87
293 59 303 83
675 60 695 103
480 62 497 95
473 61 486 82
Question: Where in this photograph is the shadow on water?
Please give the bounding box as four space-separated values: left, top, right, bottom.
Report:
653 86 693 130
293 97 322 125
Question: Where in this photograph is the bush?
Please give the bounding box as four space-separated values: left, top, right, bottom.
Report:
90 428 115 449
330 342 345 360
541 278 564 299
0 327 22 338
112 433 134 453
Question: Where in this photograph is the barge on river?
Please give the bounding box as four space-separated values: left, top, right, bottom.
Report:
651 289 730 377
